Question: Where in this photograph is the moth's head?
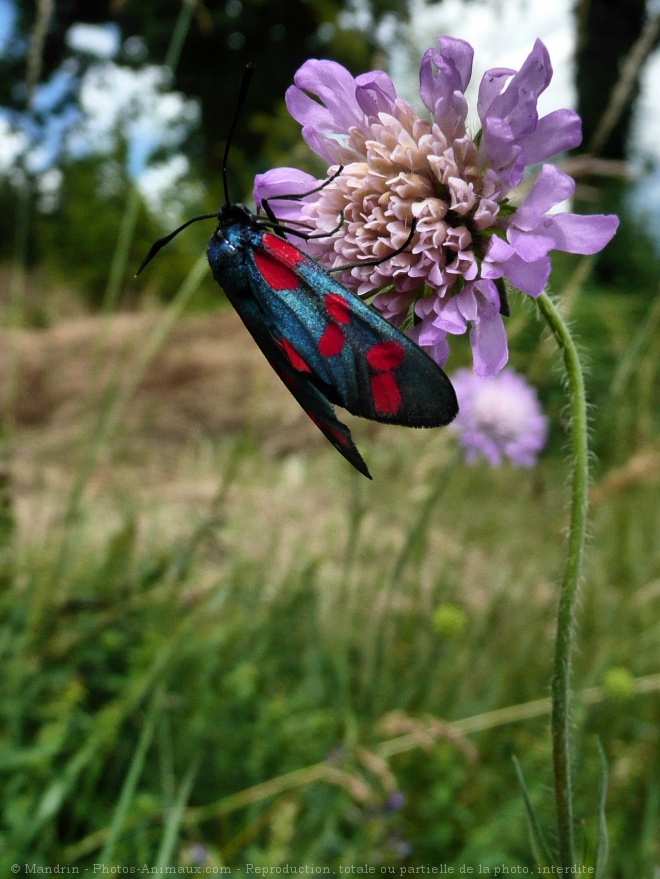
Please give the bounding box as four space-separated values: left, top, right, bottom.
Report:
217 202 253 230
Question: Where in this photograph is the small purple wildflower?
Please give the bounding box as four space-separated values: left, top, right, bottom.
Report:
384 791 406 813
186 844 209 866
255 37 618 376
449 368 548 467
387 834 412 860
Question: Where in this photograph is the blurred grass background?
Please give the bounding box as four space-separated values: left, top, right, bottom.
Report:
0 0 659 874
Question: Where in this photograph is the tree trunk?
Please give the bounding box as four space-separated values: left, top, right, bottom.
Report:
574 0 648 159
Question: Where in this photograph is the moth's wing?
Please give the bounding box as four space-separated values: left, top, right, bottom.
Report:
250 232 458 426
225 286 372 478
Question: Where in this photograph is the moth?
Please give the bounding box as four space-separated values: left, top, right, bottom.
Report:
138 65 457 478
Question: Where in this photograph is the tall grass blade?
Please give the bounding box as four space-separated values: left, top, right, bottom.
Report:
99 688 163 862
99 0 196 319
59 253 208 543
164 0 197 72
154 755 201 868
364 457 455 708
101 188 143 316
594 739 609 879
512 754 554 867
610 282 660 398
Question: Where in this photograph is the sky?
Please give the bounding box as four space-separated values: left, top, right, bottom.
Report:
0 0 13 54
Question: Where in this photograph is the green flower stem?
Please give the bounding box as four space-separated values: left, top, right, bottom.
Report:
536 291 590 867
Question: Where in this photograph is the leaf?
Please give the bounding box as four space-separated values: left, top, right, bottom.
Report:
512 754 555 867
154 755 201 869
594 739 609 879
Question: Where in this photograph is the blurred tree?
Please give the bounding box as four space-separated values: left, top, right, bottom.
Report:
0 0 413 298
1 0 412 171
573 0 660 294
574 0 651 158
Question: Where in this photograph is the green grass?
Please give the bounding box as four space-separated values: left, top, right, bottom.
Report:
0 220 658 873
0 344 658 874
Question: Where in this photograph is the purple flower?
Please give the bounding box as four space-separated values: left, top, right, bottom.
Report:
254 37 618 376
449 368 548 467
384 791 406 813
186 844 209 866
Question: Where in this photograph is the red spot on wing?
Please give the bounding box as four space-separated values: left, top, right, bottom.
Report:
365 341 406 416
366 340 405 371
277 336 312 373
254 233 306 291
370 373 402 416
261 232 304 268
308 412 350 447
324 293 352 324
318 322 345 357
254 249 300 291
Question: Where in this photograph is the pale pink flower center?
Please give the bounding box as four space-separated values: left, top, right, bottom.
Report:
301 99 501 299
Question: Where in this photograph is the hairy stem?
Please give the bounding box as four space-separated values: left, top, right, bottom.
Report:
536 291 590 867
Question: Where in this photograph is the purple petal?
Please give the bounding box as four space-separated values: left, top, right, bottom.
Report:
285 60 384 162
285 85 345 136
483 237 551 294
507 227 555 261
431 293 471 333
520 110 583 164
437 35 474 92
484 40 552 138
503 252 551 296
536 212 619 254
355 70 397 116
418 37 472 136
356 70 397 94
436 94 469 140
477 67 515 120
515 39 553 99
483 235 514 267
513 164 575 228
414 316 446 346
418 48 437 114
470 309 509 376
253 167 319 207
301 126 355 164
478 40 556 185
408 323 450 367
420 37 474 109
473 278 501 310
479 116 523 189
286 60 365 134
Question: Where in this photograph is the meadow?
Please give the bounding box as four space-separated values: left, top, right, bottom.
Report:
0 246 658 874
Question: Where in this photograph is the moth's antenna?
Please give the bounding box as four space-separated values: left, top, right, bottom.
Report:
137 63 255 277
222 62 254 205
136 212 218 275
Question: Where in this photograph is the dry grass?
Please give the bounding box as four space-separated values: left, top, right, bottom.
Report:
0 307 408 552
0 309 322 444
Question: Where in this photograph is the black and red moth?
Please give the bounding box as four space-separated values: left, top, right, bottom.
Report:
138 68 458 479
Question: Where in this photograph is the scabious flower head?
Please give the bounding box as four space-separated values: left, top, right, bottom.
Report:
185 844 209 867
449 368 548 467
384 791 406 813
255 37 619 376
